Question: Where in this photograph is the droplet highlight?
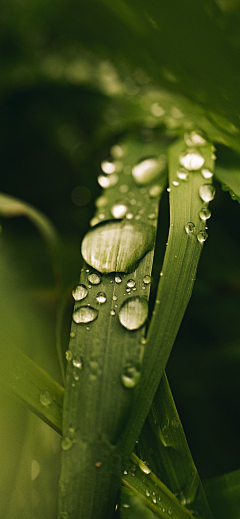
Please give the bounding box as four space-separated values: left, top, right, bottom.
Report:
201 168 213 179
111 202 128 219
199 184 216 202
88 273 101 285
199 207 211 221
127 279 136 288
96 292 107 304
177 167 189 180
197 230 208 243
132 156 166 185
72 284 88 301
72 356 83 369
121 365 141 388
185 222 195 234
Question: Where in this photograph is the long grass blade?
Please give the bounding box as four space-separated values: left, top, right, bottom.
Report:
204 469 240 519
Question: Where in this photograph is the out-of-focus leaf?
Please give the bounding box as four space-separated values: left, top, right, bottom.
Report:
214 166 240 202
204 468 240 519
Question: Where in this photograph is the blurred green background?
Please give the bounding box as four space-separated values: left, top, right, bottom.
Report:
1 1 240 518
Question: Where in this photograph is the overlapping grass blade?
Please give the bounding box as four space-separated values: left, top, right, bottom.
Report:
214 166 240 203
204 469 240 519
120 138 215 472
136 372 212 518
58 135 168 519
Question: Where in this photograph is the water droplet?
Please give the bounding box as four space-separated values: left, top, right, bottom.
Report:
61 437 73 451
123 470 128 475
201 168 213 179
139 460 151 474
110 144 123 158
119 297 148 330
65 349 72 362
96 195 108 208
96 292 107 304
179 149 205 170
184 130 206 147
40 391 53 406
110 309 116 316
88 273 101 285
126 212 133 219
113 295 117 301
140 336 147 344
132 156 166 185
177 167 189 180
153 498 157 504
119 184 129 193
148 213 157 220
127 279 135 288
115 276 122 283
123 504 130 508
98 173 118 188
149 184 163 197
73 306 98 324
143 275 151 284
72 284 88 301
111 202 128 218
199 184 216 202
167 187 171 192
199 207 211 221
72 356 83 369
151 103 165 117
185 222 195 234
70 331 75 338
197 230 208 243
172 180 179 186
31 459 40 481
146 490 150 497
81 220 155 274
73 369 79 381
121 364 141 388
90 217 99 227
101 160 116 174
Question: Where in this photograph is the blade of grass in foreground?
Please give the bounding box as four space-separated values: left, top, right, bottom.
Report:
58 135 169 519
120 138 215 477
136 372 212 518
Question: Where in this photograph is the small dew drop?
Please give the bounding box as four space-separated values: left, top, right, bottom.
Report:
201 168 213 179
123 470 128 475
73 306 98 324
121 365 141 388
119 297 148 330
185 222 195 234
73 369 79 381
101 160 116 174
199 207 211 221
111 202 128 219
139 460 151 474
172 180 179 186
115 276 122 284
96 292 107 304
143 275 151 284
199 184 216 202
61 437 73 451
140 336 147 344
167 187 171 192
88 273 101 285
65 349 72 362
110 309 116 316
197 230 208 243
179 149 205 170
146 490 150 497
126 212 133 219
112 295 117 301
149 184 163 197
70 331 75 338
151 103 165 117
98 173 118 188
110 144 123 158
72 284 88 301
119 184 129 194
177 167 189 180
148 213 157 220
132 156 166 185
123 504 130 508
153 498 157 504
72 356 83 369
127 279 136 288
95 195 108 208
40 391 53 407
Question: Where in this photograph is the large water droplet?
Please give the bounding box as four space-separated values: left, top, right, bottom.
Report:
115 276 122 284
40 391 53 406
119 296 148 330
96 292 107 304
121 364 141 388
81 220 155 274
199 184 216 202
184 130 206 147
132 155 166 185
201 168 213 179
179 149 205 170
199 207 211 221
61 437 73 451
111 202 128 218
197 230 208 243
185 222 195 234
139 460 151 474
72 284 88 301
143 275 151 284
88 273 101 285
177 167 189 180
73 306 98 324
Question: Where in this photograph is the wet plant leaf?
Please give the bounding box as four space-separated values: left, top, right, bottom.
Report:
214 166 240 202
204 468 240 519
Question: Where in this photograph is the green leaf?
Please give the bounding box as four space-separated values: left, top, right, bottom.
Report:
204 468 240 519
120 138 215 467
214 166 240 202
